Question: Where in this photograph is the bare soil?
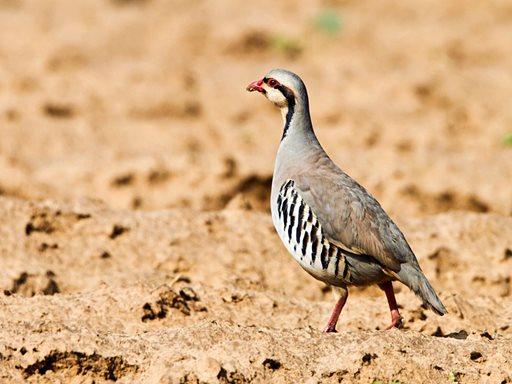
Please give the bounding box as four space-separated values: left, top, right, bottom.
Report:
0 0 511 383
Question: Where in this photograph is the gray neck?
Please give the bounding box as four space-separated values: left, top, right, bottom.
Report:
271 95 326 196
277 95 324 164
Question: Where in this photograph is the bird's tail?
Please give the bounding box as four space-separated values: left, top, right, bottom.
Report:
397 264 447 315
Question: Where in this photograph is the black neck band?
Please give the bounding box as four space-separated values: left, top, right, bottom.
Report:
276 85 296 140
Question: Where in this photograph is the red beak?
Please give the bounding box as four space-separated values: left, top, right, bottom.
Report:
246 79 265 93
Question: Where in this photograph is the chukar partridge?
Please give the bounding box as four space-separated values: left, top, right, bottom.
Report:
246 69 447 332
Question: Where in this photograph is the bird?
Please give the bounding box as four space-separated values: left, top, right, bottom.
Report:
246 69 447 332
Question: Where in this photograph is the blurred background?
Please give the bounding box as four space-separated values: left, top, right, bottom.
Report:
0 0 511 219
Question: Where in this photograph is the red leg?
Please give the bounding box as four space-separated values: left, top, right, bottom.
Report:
379 281 402 330
323 286 348 333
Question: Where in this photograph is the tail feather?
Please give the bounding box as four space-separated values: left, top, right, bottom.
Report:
397 264 447 315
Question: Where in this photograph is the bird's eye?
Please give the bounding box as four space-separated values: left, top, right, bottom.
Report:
268 79 278 87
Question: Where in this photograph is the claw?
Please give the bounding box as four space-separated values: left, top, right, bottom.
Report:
385 309 403 330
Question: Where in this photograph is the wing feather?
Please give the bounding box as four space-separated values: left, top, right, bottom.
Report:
294 173 418 272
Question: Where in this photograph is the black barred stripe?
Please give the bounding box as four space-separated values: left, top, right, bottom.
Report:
296 201 304 243
287 189 298 240
342 255 350 280
281 179 293 191
310 225 319 239
290 189 299 212
320 246 328 269
301 231 309 257
307 209 313 224
277 194 283 219
288 196 296 223
334 249 341 277
287 206 295 240
282 198 289 229
310 225 318 264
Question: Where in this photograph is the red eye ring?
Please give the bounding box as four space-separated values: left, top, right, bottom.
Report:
268 79 278 87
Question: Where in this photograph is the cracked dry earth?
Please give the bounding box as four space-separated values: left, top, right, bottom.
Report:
1 0 512 383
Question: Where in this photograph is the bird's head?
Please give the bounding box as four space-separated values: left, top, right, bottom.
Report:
246 69 307 110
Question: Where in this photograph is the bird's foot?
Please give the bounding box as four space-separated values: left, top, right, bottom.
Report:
384 309 403 330
323 324 338 333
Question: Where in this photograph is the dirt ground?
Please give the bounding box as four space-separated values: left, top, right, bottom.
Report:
1 0 511 383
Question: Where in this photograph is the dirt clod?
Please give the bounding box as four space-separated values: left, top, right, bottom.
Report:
110 224 129 239
262 358 281 370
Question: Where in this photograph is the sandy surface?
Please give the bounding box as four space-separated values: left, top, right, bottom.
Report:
1 0 512 383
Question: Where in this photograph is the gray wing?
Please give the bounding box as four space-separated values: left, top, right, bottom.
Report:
294 173 420 273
